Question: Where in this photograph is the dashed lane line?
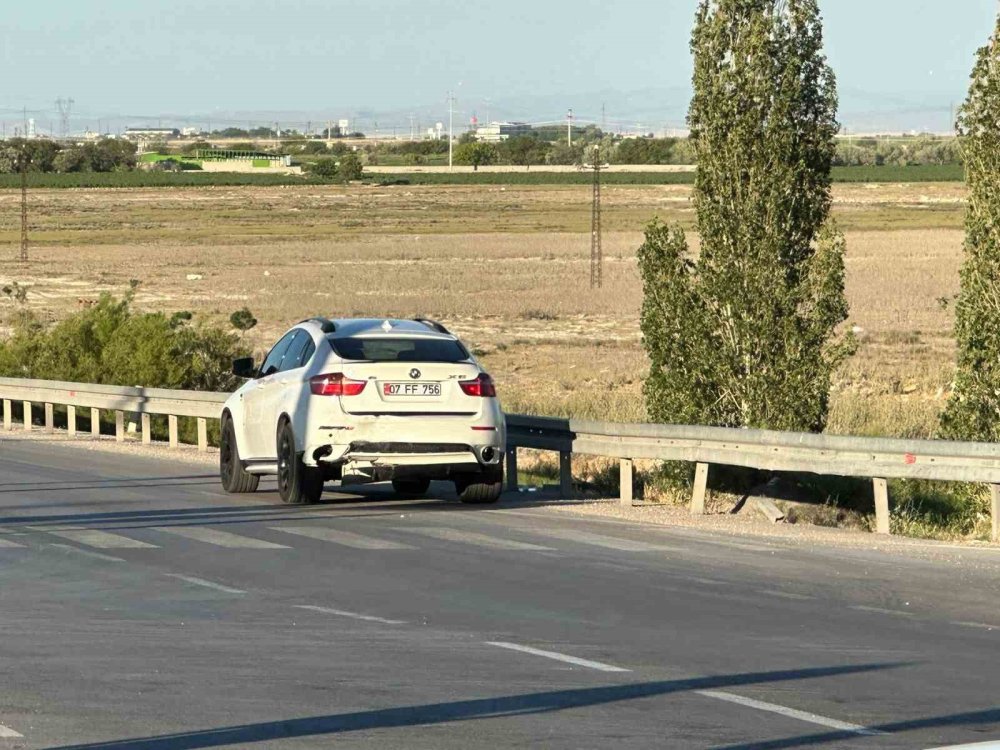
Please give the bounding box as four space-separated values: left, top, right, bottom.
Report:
760 589 815 601
951 621 1000 631
152 526 290 549
270 526 414 550
50 543 125 563
849 605 914 618
397 526 555 551
515 527 679 553
294 605 407 625
695 689 883 736
0 722 22 738
163 574 246 595
45 529 158 549
485 641 632 673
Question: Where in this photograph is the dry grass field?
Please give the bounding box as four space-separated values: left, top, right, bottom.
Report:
0 182 967 441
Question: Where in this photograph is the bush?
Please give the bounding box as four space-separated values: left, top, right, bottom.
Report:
0 293 247 393
337 152 364 181
306 158 339 179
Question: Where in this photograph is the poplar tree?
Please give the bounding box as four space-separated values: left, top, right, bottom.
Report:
639 0 851 432
940 15 1000 442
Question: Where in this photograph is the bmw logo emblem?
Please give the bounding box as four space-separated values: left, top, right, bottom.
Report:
409 368 421 379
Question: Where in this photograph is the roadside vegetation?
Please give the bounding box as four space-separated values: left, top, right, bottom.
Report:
0 290 248 443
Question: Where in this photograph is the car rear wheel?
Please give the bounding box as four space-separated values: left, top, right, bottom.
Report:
455 466 503 504
276 421 324 505
220 417 259 494
392 477 431 497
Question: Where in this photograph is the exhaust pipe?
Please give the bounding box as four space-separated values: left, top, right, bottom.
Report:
475 445 499 465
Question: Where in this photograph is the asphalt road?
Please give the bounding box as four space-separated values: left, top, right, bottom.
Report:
2 438 1000 749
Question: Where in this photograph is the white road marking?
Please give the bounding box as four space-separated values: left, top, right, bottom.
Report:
695 690 883 736
760 589 814 601
0 722 22 738
294 605 407 625
398 527 554 551
849 605 914 617
688 576 728 586
50 543 125 563
485 641 631 673
153 526 290 549
0 537 24 548
271 526 414 550
163 574 245 594
952 621 1000 631
47 529 157 549
521 527 678 552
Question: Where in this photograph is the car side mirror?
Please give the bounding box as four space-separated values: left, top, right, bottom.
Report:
232 357 257 379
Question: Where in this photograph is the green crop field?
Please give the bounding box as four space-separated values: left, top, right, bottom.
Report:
0 163 963 190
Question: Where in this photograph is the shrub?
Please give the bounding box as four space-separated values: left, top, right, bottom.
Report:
0 293 247 393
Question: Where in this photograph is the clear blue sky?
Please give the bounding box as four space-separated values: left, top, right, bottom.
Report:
1 0 996 133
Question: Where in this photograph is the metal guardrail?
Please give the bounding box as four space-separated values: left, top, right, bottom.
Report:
2 378 999 540
504 415 1000 541
0 377 227 450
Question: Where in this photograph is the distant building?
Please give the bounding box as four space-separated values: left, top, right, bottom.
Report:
475 121 530 142
124 127 180 141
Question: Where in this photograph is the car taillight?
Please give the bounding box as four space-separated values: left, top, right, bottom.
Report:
310 373 367 396
459 373 497 397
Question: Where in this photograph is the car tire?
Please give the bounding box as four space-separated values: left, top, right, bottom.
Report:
276 420 324 505
220 417 260 494
392 477 431 497
455 466 503 504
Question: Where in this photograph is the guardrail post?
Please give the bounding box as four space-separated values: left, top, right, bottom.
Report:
505 448 518 491
991 485 1000 543
67 406 76 436
22 401 31 431
690 462 709 515
559 451 573 498
90 408 100 438
44 403 54 432
3 399 10 431
197 418 208 452
141 414 151 445
873 477 891 534
115 411 125 442
168 415 178 449
619 458 634 507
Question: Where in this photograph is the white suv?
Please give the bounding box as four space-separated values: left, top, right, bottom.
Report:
219 317 506 505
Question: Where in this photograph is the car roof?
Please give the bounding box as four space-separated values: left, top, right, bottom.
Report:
305 318 455 340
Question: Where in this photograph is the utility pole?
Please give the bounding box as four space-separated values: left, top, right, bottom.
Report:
409 113 415 140
447 90 456 170
567 108 574 147
601 102 607 132
20 159 28 263
584 146 607 288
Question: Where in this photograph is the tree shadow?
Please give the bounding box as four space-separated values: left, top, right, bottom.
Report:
46 662 904 750
713 706 1000 749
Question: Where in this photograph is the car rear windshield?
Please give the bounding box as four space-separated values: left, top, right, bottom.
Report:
328 336 470 363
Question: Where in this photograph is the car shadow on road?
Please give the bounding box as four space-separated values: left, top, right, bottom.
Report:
0 477 592 530
45 662 909 750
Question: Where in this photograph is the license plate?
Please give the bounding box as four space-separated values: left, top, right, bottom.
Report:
383 382 441 397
